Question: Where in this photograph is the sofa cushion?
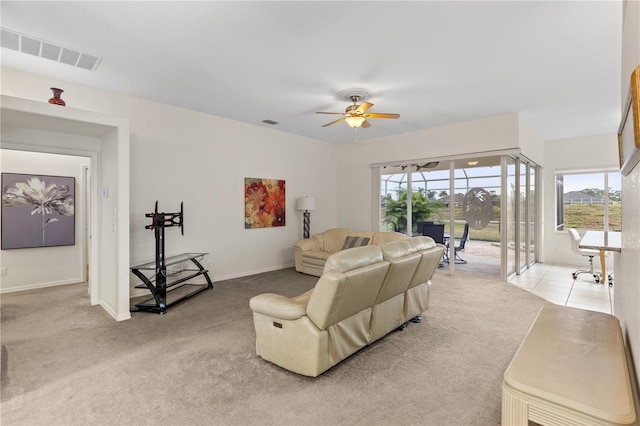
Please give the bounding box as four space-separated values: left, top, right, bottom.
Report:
322 228 350 253
324 245 384 273
342 235 371 250
370 241 422 342
380 239 417 260
302 250 332 262
300 253 331 270
370 231 409 246
307 246 388 331
407 235 437 251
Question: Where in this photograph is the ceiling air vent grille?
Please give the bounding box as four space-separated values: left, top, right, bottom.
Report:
1 28 102 71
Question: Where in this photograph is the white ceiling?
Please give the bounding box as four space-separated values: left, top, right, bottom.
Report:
0 1 623 144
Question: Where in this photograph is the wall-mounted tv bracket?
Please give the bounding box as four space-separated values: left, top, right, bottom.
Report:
146 200 184 234
130 201 212 314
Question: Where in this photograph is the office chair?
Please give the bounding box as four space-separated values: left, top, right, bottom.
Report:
445 222 469 264
567 228 601 283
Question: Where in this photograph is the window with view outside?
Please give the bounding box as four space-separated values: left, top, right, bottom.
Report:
380 165 503 242
555 171 621 231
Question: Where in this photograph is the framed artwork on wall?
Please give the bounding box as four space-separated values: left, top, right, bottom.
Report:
244 177 286 229
1 173 75 249
618 65 640 176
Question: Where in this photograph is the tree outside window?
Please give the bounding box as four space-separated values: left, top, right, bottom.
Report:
381 188 445 233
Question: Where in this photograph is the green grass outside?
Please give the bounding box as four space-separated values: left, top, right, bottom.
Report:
430 205 501 241
563 203 621 231
385 203 620 243
430 221 501 242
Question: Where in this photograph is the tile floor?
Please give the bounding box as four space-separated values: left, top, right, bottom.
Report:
509 262 614 314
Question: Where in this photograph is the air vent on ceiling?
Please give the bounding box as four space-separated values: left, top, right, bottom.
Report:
1 28 102 71
261 119 279 125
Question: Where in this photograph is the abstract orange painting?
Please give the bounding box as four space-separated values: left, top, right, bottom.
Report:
244 177 285 228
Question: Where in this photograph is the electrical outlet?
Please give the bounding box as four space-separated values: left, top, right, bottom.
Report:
0 267 6 276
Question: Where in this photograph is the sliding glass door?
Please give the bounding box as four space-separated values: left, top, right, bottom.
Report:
503 156 538 278
518 161 528 272
504 156 517 277
528 165 537 267
378 153 538 280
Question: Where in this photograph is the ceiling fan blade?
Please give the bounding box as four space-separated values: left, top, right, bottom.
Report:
361 119 372 128
316 112 346 115
322 117 347 127
364 113 400 119
355 102 373 114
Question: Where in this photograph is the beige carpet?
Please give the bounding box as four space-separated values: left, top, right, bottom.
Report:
0 268 547 425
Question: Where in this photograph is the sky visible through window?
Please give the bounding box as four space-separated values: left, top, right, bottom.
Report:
562 172 621 193
382 168 621 200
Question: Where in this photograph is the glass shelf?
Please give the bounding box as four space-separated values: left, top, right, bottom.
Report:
131 252 208 270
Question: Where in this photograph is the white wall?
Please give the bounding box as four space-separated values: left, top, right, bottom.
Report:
542 133 619 265
518 115 545 166
336 113 522 230
0 149 90 292
617 0 640 397
125 96 339 286
0 67 339 297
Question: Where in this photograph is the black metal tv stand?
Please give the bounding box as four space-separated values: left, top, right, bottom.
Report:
130 202 213 314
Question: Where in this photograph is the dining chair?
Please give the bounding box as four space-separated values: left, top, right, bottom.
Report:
422 224 447 265
446 222 469 264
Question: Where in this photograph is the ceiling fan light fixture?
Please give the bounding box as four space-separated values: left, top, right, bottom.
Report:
316 89 399 128
345 116 365 128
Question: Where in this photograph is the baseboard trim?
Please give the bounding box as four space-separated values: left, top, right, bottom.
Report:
100 300 131 321
211 263 295 283
0 278 84 294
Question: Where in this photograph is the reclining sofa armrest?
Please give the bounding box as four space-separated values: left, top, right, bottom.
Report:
249 293 307 320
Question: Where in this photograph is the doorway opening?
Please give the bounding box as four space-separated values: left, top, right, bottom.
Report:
0 149 92 294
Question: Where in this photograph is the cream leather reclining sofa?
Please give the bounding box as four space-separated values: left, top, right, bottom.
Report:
249 236 445 377
294 228 408 277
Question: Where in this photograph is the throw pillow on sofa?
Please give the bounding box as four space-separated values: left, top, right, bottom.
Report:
342 236 370 250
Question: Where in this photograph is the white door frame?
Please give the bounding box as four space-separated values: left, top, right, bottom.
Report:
1 95 131 320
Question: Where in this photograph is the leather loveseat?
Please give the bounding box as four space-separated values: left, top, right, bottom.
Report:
294 228 408 277
249 236 445 377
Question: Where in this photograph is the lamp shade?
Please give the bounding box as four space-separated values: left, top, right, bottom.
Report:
296 196 316 211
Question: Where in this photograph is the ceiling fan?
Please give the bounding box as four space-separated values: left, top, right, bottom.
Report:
316 95 400 128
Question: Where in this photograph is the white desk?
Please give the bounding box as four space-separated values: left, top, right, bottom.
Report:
579 231 621 284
